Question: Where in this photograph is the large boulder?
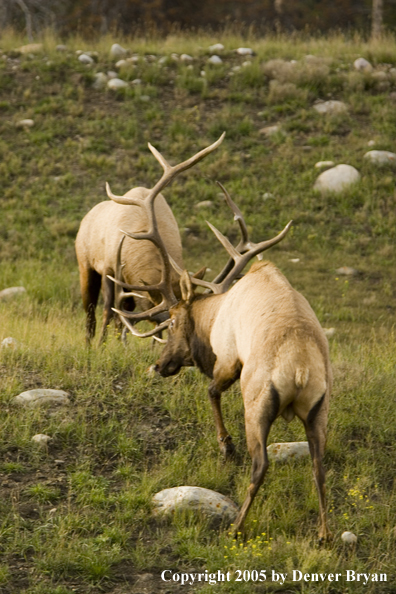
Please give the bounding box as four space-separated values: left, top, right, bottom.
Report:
267 442 310 463
364 150 396 166
152 486 238 524
0 286 26 301
314 164 360 194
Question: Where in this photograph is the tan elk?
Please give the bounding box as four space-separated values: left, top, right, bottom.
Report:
75 133 224 344
110 181 332 541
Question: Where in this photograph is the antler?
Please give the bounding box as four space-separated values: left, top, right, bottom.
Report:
107 134 225 337
170 183 293 295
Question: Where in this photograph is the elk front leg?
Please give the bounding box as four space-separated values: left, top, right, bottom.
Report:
98 273 115 345
208 366 240 459
79 266 101 346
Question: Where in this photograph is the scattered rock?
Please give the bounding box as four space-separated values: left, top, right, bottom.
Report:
364 150 396 166
263 192 275 200
152 486 238 524
107 70 118 79
209 43 224 53
16 43 43 55
195 200 213 209
171 53 179 61
289 258 300 263
341 531 358 545
54 459 65 465
107 78 128 90
16 119 34 129
1 337 19 349
32 434 51 447
13 389 70 408
180 54 193 62
92 72 108 89
315 161 335 169
236 47 253 56
110 43 127 59
335 266 358 276
354 57 373 72
313 100 347 115
323 328 336 338
208 55 222 65
115 59 127 69
367 139 376 147
56 45 67 52
314 164 360 194
267 442 310 463
78 53 94 65
259 125 280 136
0 286 27 300
139 95 150 102
131 78 142 85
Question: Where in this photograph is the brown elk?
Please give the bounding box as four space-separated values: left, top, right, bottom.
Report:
110 183 332 541
75 134 224 344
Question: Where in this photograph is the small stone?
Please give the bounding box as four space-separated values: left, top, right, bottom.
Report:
236 47 253 56
341 531 358 544
372 70 387 82
16 119 34 129
289 258 300 263
131 78 142 85
171 53 179 61
14 389 70 408
78 53 94 65
107 70 117 79
54 459 65 465
335 266 358 276
263 192 275 200
56 45 67 52
1 337 19 349
16 43 43 55
107 78 128 90
259 125 280 136
367 139 376 147
92 72 108 89
354 57 373 72
208 55 222 65
323 328 336 338
232 65 241 72
139 95 150 102
195 200 213 209
242 60 252 67
32 434 51 447
0 286 27 300
152 486 238 524
267 442 310 463
180 54 193 62
110 43 127 59
314 164 360 194
127 56 139 64
209 43 224 53
200 70 206 77
115 59 127 68
315 161 335 169
313 100 347 115
158 56 167 65
364 150 396 166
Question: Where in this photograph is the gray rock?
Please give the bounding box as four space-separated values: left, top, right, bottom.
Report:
341 531 357 544
92 72 108 89
16 119 34 129
267 442 310 463
115 59 127 69
315 160 335 169
259 125 280 136
313 100 347 115
195 200 213 209
110 43 127 59
14 389 70 408
107 70 118 79
236 47 253 56
364 150 396 166
335 266 358 276
208 55 222 65
180 53 193 62
107 78 128 90
131 78 142 85
32 434 51 447
263 192 275 200
209 43 224 53
56 45 67 52
354 57 373 72
78 53 94 65
314 164 360 194
367 139 376 147
0 286 27 300
152 486 238 523
1 337 19 349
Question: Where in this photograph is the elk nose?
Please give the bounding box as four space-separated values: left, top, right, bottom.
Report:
154 364 160 374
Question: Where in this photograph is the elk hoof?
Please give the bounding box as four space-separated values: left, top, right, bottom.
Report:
219 436 236 460
318 530 333 546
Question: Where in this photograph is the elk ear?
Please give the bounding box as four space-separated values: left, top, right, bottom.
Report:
192 266 206 280
180 270 194 304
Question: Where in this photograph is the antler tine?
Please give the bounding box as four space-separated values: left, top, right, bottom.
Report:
169 255 223 295
216 181 250 248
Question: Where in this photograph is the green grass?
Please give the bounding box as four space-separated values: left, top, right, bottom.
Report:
0 28 396 593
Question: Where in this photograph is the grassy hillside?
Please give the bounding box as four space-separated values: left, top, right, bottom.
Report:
0 29 395 594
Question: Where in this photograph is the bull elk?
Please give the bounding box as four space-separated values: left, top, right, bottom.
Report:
110 182 332 541
75 133 224 344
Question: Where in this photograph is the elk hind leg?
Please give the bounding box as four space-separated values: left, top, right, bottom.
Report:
80 266 101 345
304 393 331 543
98 273 116 345
233 383 279 536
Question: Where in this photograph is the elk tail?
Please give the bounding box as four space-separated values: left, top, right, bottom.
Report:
295 367 310 389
